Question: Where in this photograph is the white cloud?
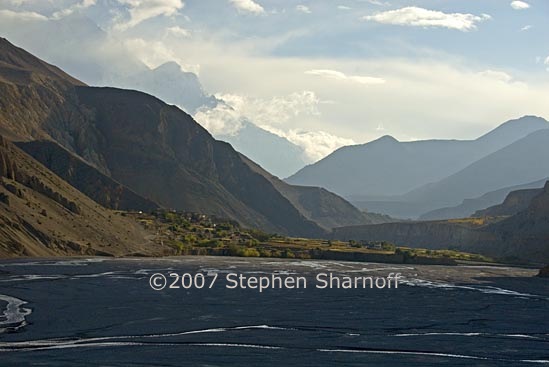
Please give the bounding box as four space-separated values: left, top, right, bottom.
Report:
166 25 190 37
193 91 353 161
267 128 355 162
52 0 96 19
115 0 184 30
362 7 491 32
477 70 513 83
337 6 351 10
305 69 385 85
194 103 244 137
545 57 549 71
520 25 532 31
296 5 311 14
365 0 390 6
510 1 530 10
216 91 320 128
229 0 264 14
0 9 47 21
194 91 320 137
123 37 199 73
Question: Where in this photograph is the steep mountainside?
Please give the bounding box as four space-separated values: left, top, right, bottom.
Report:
0 38 365 236
0 135 161 257
218 121 307 179
17 140 159 212
240 155 393 230
287 116 548 198
420 178 548 220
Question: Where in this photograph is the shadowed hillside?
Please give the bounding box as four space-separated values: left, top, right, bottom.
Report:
0 38 368 238
17 140 159 212
0 135 161 257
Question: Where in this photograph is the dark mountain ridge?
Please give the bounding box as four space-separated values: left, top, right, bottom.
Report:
0 37 368 237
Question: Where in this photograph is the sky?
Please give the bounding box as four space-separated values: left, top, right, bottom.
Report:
1 0 549 162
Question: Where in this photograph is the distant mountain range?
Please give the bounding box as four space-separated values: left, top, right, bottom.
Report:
287 116 549 219
420 178 549 220
332 181 549 263
0 37 382 253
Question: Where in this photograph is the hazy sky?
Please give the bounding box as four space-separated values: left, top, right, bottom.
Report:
1 0 549 161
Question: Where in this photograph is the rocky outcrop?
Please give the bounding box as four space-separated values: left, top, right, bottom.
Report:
0 134 163 258
538 266 549 278
474 188 542 217
332 182 549 263
17 140 159 212
332 220 493 250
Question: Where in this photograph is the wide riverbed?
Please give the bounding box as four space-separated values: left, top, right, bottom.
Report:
0 256 548 366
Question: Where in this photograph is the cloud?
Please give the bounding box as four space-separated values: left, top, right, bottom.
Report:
194 103 244 137
362 7 491 32
166 25 190 37
305 69 386 85
545 57 549 71
213 91 320 128
115 0 184 30
520 25 532 31
365 0 390 6
229 0 264 14
337 6 351 10
510 1 530 10
52 0 96 19
296 5 311 14
123 37 200 73
194 91 321 137
477 70 513 83
267 128 355 162
0 9 47 21
193 91 354 161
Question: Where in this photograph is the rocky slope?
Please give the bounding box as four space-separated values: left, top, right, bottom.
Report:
17 140 159 212
473 188 542 217
0 38 367 237
240 154 390 230
218 121 307 179
332 220 492 251
0 135 162 257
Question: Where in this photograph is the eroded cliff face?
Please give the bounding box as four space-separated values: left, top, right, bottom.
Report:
474 188 542 217
0 135 163 257
484 182 549 263
17 140 159 212
332 220 494 250
332 182 549 264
